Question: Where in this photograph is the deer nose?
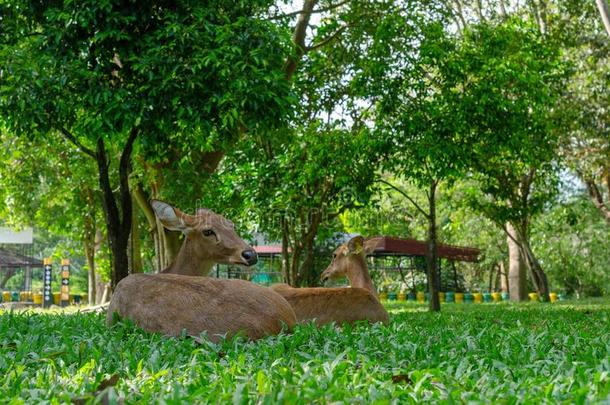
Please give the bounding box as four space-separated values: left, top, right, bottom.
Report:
241 249 258 266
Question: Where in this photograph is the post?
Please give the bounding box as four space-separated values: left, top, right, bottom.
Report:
43 258 53 308
60 259 70 307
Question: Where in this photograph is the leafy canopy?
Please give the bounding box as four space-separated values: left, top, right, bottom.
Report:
0 0 294 152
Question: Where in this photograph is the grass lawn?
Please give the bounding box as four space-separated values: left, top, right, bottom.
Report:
1 299 609 403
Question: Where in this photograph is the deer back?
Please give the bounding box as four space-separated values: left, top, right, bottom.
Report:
108 274 296 342
270 284 388 326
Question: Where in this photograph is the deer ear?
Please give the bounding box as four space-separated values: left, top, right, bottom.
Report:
347 236 364 254
364 237 382 255
151 200 188 232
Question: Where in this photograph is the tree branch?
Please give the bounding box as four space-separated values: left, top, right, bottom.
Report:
285 0 318 80
306 24 350 52
377 178 430 219
58 127 96 159
585 178 610 225
268 0 350 20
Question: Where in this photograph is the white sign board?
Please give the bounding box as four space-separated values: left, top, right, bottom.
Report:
0 227 33 244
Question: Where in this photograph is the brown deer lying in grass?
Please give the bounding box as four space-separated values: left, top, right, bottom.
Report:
107 200 296 342
270 236 389 326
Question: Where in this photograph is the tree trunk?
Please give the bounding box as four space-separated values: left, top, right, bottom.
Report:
281 217 291 284
294 211 322 286
499 260 508 293
584 178 610 226
82 187 97 305
95 129 138 289
289 244 302 287
298 244 317 286
129 193 143 273
426 181 441 312
133 183 181 271
596 0 610 37
488 264 495 292
520 237 550 301
506 222 527 301
95 273 109 304
285 0 318 80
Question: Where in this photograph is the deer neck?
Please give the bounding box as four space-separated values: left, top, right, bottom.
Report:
164 237 215 276
346 255 378 298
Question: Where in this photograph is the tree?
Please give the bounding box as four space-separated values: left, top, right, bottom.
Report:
0 129 106 303
127 0 356 272
457 21 565 301
368 18 474 312
0 1 293 287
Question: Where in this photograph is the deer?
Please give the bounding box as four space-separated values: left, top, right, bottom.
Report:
107 200 296 342
270 236 389 326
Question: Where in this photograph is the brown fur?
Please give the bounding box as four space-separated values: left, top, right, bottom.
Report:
270 283 388 326
107 201 297 341
271 236 389 326
108 274 296 341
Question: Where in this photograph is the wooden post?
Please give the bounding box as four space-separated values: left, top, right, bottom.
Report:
43 258 53 308
60 259 70 307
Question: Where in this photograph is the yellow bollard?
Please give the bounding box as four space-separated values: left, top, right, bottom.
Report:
416 291 425 303
20 291 33 302
33 293 43 305
473 293 483 303
455 292 464 303
528 292 538 302
549 293 558 303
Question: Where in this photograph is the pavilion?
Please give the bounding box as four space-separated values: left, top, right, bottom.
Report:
250 236 480 290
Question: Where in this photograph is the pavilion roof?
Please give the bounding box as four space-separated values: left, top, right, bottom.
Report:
0 248 43 268
254 236 480 262
369 236 480 262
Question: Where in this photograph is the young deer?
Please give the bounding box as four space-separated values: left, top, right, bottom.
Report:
107 200 296 342
270 236 389 326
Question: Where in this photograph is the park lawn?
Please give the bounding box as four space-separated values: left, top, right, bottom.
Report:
1 300 609 403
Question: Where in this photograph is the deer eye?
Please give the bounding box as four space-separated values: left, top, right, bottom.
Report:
202 229 215 237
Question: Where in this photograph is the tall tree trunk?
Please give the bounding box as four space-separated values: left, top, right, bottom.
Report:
129 193 143 273
294 212 322 286
499 260 508 293
82 187 97 305
133 182 181 271
289 245 302 287
506 222 527 301
281 217 291 285
84 245 96 305
426 180 441 312
488 264 495 292
520 236 550 301
95 129 138 289
584 178 610 226
596 0 610 37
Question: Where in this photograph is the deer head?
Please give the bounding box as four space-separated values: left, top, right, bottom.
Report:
151 200 257 276
320 236 381 287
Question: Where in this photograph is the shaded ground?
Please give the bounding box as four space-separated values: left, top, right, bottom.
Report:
1 299 609 402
